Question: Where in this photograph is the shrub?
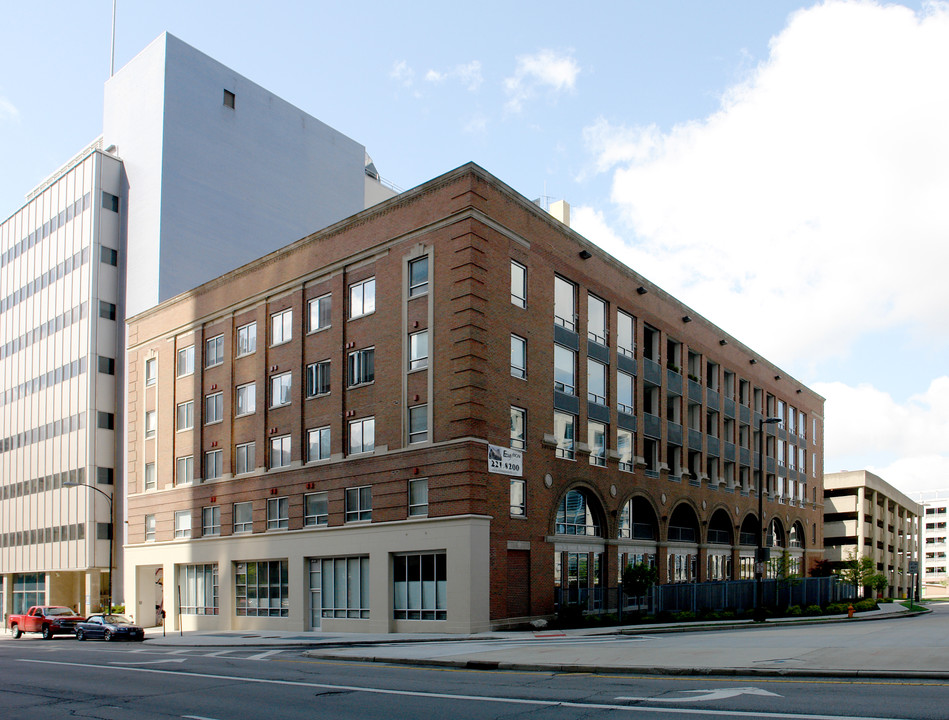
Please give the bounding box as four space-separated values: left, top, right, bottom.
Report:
673 611 696 622
804 604 823 616
786 605 802 616
854 599 878 613
824 603 849 615
881 597 893 603
720 610 736 620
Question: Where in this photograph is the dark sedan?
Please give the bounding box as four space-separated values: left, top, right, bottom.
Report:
74 614 145 642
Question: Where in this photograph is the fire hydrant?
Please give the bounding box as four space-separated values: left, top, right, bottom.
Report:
847 604 855 619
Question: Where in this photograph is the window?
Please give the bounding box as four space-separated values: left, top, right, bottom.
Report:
180 564 218 615
100 246 118 266
236 383 256 416
99 300 116 320
97 467 114 485
98 355 115 375
307 426 331 462
177 345 195 377
97 411 114 429
588 421 607 467
510 478 526 516
588 294 607 345
346 486 372 522
617 371 634 414
267 497 289 530
145 410 157 438
349 277 376 318
554 276 576 331
176 401 194 431
223 89 236 108
270 372 292 407
306 361 331 397
554 411 575 460
409 331 428 370
236 442 255 475
271 308 292 345
205 392 223 424
587 359 607 405
510 406 526 450
235 560 288 617
145 357 157 386
554 344 576 395
174 510 192 539
617 429 634 472
349 417 375 454
202 506 221 536
304 492 329 527
237 322 257 356
269 435 291 469
393 553 447 620
144 462 156 491
348 348 375 386
511 334 527 379
408 405 428 444
318 557 369 618
205 449 223 480
511 260 527 307
409 478 428 517
233 502 253 533
144 514 155 542
409 256 429 297
176 455 194 486
308 294 331 333
205 335 224 368
617 310 635 357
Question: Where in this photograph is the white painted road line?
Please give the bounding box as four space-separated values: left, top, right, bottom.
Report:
244 649 283 661
20 659 914 720
617 687 783 703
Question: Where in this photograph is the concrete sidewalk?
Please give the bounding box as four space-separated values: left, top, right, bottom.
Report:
134 601 949 680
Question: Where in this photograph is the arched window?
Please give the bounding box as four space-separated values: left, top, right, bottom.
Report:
618 497 657 540
767 517 785 548
789 521 805 548
556 489 602 536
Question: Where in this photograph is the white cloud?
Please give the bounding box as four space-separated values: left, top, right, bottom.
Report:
0 95 18 121
815 377 949 495
582 1 949 366
390 60 415 87
463 112 488 136
504 49 579 112
425 61 483 91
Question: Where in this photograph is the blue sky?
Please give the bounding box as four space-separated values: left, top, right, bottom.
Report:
2 1 947 496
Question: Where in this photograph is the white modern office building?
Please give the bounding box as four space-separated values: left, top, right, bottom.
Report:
913 491 949 597
0 32 395 619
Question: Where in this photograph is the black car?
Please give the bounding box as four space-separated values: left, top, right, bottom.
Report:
75 614 145 642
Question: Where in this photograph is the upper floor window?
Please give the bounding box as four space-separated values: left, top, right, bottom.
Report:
587 358 607 405
174 510 192 539
304 492 329 527
345 486 372 522
588 294 607 345
271 308 292 346
145 514 156 542
408 405 428 444
409 331 428 371
176 401 194 431
409 478 429 517
145 357 157 386
308 426 331 462
237 322 257 356
144 462 157 491
202 506 221 536
205 335 224 368
554 411 575 460
554 276 576 331
554 344 576 395
205 449 223 480
511 334 527 379
409 257 429 297
270 372 292 407
236 442 255 475
588 421 606 467
236 382 256 416
306 360 331 397
308 294 331 333
511 261 527 308
177 345 194 377
349 416 375 455
269 435 291 469
510 406 526 450
617 371 634 414
348 348 375 386
267 497 289 530
205 392 223 424
617 310 635 358
145 410 157 439
233 502 253 534
349 277 376 319
176 455 194 486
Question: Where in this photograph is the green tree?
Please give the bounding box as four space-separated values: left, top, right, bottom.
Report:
809 559 834 577
622 562 658 599
840 552 876 597
868 573 889 597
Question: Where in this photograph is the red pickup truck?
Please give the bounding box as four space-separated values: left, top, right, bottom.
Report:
7 606 85 639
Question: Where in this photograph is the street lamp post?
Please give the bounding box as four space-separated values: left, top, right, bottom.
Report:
755 416 783 622
64 481 113 614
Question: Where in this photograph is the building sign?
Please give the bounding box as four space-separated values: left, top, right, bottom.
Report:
488 445 523 476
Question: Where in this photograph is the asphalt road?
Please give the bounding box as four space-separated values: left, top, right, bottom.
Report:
1 636 947 720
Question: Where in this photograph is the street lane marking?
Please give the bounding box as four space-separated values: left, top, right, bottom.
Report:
112 658 188 665
182 716 221 720
244 649 282 661
617 687 783 703
19 659 914 720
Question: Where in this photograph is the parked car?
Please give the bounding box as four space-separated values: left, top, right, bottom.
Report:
7 606 85 639
75 614 145 642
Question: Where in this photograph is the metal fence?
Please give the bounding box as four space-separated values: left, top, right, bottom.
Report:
558 576 856 616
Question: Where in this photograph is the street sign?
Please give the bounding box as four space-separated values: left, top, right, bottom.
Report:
908 560 919 574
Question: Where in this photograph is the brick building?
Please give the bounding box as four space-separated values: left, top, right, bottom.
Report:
123 163 825 633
